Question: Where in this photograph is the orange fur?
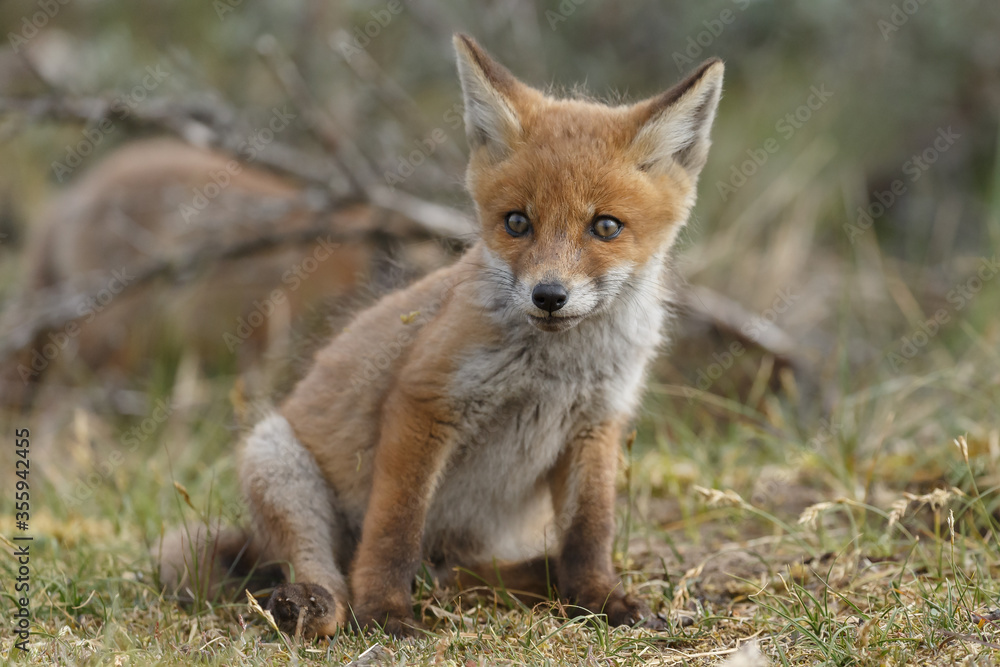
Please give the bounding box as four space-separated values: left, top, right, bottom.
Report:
160 35 724 638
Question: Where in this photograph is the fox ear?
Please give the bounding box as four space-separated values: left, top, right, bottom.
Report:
630 58 724 177
454 34 523 161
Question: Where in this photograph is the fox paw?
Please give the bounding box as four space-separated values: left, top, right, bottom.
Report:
569 593 665 630
266 582 338 638
603 594 666 630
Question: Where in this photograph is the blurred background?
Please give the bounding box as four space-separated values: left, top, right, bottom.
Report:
0 0 998 656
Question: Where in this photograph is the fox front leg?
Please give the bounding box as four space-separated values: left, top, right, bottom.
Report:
550 420 664 629
348 389 457 637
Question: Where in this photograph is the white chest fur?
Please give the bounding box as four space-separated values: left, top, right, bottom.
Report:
422 261 671 562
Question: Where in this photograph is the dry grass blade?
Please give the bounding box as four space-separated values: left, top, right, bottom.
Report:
694 485 752 510
173 481 197 511
246 590 298 657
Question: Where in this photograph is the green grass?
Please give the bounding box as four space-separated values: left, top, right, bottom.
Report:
2 340 998 664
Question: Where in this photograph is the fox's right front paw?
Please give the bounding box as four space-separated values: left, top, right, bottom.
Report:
351 605 426 638
266 582 339 638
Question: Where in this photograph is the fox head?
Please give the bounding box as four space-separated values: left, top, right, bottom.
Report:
454 34 723 333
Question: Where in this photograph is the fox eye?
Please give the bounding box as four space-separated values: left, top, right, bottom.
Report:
504 211 531 237
591 216 623 240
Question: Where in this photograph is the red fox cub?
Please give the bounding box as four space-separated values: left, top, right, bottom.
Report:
164 35 723 637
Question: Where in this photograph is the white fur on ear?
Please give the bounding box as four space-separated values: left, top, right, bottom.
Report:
631 59 724 177
453 34 522 161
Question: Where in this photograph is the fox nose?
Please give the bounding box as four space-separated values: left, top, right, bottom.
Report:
531 283 568 313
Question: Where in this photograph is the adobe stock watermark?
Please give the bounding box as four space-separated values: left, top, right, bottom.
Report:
7 0 72 53
214 0 244 20
60 399 174 508
843 126 960 243
222 236 341 352
545 0 589 31
337 0 405 60
886 255 999 371
51 62 172 182
383 102 463 189
16 268 134 384
716 84 834 202
672 0 750 71
178 105 297 223
878 0 934 40
694 288 799 391
348 275 460 391
748 418 841 507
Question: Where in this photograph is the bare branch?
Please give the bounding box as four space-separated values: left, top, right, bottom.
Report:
368 185 474 239
0 211 412 362
0 94 336 189
678 285 802 367
330 30 466 170
253 38 475 239
255 34 372 193
0 91 477 240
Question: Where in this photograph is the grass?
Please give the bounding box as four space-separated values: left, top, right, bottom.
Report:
1 337 998 664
